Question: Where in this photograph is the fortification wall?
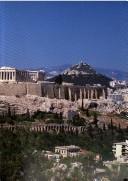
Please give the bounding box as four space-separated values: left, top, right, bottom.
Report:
0 83 27 96
0 82 42 97
42 84 66 99
27 83 42 96
0 82 107 100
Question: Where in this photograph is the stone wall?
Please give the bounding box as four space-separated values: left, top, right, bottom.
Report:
42 84 66 99
0 83 27 96
27 83 42 96
0 123 87 134
0 82 107 100
42 83 107 101
0 82 42 97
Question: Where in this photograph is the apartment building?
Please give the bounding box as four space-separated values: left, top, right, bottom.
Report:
55 145 81 158
112 140 128 158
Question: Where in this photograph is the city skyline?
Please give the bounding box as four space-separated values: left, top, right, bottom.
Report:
0 2 128 71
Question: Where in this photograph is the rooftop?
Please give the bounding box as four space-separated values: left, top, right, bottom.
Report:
0 66 15 70
55 145 80 150
113 140 128 146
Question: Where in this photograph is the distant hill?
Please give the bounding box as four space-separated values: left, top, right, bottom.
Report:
27 64 127 81
47 66 127 81
47 62 112 87
96 68 127 81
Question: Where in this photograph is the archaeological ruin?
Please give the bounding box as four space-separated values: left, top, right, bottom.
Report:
0 66 45 83
0 62 111 100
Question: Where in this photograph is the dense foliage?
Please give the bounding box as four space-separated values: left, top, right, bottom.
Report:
0 110 128 180
0 124 128 180
48 73 112 87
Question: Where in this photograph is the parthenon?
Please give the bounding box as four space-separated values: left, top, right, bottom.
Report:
0 67 16 82
0 67 45 82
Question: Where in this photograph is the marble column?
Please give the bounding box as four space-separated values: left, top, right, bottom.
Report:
58 87 61 99
7 72 9 80
87 89 89 99
85 90 88 99
13 72 16 81
10 72 12 80
88 89 90 99
2 72 3 80
47 91 49 98
11 72 13 80
80 89 82 99
4 72 5 80
9 72 11 80
91 90 94 99
102 89 106 99
68 87 72 101
95 89 98 99
6 72 7 80
75 93 77 102
1 72 2 80
84 89 86 99
3 72 5 80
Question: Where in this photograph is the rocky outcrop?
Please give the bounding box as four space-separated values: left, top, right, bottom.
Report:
63 61 96 75
0 95 78 118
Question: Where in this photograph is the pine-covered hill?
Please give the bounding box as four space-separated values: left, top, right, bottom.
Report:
48 74 112 87
47 61 112 87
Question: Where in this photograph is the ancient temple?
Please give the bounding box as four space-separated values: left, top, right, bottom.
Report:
0 67 45 83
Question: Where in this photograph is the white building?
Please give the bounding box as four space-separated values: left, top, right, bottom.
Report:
108 92 124 103
55 145 81 158
0 67 45 83
110 80 127 88
112 140 128 159
44 151 60 161
0 67 30 82
108 88 128 103
27 70 45 82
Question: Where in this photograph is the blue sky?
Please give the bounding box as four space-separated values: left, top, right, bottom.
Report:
0 2 128 70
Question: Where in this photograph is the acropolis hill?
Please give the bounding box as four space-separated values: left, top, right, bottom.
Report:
0 62 111 99
0 61 115 117
0 62 127 128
